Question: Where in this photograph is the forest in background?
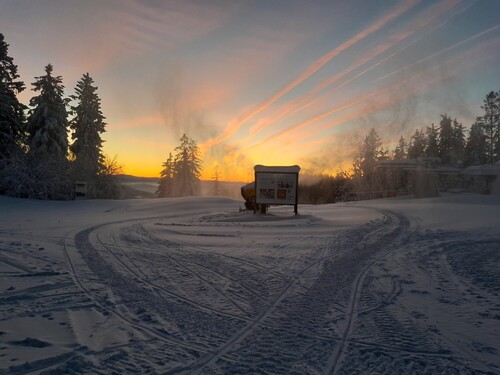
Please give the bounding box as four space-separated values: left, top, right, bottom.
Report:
1 33 499 203
299 94 500 204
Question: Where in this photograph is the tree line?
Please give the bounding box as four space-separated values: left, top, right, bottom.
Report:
156 90 499 203
300 91 500 203
1 32 206 201
0 33 118 199
2 31 498 202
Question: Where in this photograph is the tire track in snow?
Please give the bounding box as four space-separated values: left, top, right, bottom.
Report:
62 226 214 354
165 209 390 373
323 207 468 375
133 222 295 314
141 221 291 282
171 236 342 374
325 208 411 375
125 223 252 316
93 227 253 321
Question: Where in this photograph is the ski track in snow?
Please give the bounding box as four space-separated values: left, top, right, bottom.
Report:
0 196 499 374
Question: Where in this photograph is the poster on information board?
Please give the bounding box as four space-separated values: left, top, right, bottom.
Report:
254 165 300 213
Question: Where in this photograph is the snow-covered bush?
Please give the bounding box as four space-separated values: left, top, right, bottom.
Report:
0 153 72 200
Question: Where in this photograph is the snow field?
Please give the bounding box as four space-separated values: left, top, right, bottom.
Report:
0 194 499 374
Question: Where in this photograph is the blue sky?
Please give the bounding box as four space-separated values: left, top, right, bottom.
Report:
1 0 499 180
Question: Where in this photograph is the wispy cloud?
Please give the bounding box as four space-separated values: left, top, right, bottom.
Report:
201 0 420 150
373 23 500 85
107 115 165 131
246 0 460 140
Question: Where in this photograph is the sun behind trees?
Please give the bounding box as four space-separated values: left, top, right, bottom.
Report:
157 134 203 198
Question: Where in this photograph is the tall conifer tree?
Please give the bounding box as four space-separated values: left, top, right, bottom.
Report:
476 91 500 163
425 123 439 159
157 152 174 198
172 134 202 197
438 115 454 164
408 129 427 159
70 73 106 180
19 64 72 199
157 135 203 197
451 118 466 164
464 123 487 166
393 136 408 160
27 64 68 161
352 128 388 189
0 33 25 160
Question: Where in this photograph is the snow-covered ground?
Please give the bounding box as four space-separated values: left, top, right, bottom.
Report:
0 193 499 374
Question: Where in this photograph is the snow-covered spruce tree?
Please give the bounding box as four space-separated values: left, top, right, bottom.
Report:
25 64 71 199
69 73 106 184
438 115 454 164
451 118 466 164
392 136 408 160
0 33 26 161
355 129 388 177
172 134 202 197
352 128 388 192
407 129 427 159
475 91 500 163
157 152 174 198
464 123 487 166
426 122 439 159
0 33 28 196
28 64 68 160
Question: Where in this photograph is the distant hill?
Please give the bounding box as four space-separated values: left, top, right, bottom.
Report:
115 174 160 183
116 175 246 200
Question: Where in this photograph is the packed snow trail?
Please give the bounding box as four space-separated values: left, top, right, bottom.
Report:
0 195 499 374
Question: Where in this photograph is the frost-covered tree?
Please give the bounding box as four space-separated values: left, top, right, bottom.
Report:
157 152 174 198
172 134 202 196
464 123 487 166
407 129 427 159
70 73 106 181
157 135 202 197
19 64 72 199
352 128 388 189
0 33 25 160
27 64 68 161
438 115 454 164
451 118 466 164
475 91 499 163
426 123 439 159
393 136 407 160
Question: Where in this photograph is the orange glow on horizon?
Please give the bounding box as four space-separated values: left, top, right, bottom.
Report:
6 2 493 184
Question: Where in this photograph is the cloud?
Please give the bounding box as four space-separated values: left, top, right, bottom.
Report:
118 0 236 52
107 115 165 131
201 0 420 151
245 0 460 141
202 141 255 182
372 23 500 85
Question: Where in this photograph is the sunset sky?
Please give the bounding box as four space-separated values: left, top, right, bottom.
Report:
2 0 499 182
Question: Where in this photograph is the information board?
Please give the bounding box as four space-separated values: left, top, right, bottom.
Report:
254 165 300 213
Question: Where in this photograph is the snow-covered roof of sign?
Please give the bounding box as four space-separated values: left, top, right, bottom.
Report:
254 165 301 173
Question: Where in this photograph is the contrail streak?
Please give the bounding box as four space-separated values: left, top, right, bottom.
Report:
242 58 449 153
372 23 500 84
242 86 396 153
248 0 459 137
200 0 420 150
